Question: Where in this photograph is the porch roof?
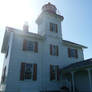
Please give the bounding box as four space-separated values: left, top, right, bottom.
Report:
61 58 92 72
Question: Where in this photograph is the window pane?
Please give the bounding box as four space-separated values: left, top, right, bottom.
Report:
27 41 34 51
24 64 33 79
70 49 76 57
51 45 58 56
51 66 57 80
53 24 55 32
25 73 32 79
50 23 53 31
50 23 57 33
25 64 32 72
52 46 55 55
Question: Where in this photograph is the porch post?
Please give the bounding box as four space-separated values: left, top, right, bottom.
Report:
71 72 75 92
87 69 92 92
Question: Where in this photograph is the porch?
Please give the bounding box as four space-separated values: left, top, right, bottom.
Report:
61 58 92 92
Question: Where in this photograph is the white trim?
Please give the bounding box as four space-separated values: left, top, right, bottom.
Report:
87 69 92 92
71 71 75 92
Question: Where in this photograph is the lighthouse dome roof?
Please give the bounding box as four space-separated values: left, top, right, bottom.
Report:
42 2 57 14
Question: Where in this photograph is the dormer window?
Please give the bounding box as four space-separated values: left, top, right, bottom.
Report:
50 23 58 33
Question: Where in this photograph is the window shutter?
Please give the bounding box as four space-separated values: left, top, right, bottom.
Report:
68 48 71 57
20 63 25 80
56 24 58 33
3 67 6 82
1 76 4 83
56 46 59 56
34 42 38 53
33 64 37 80
56 65 60 80
1 67 6 83
75 49 78 58
23 39 27 50
50 23 53 32
50 45 52 55
50 65 53 80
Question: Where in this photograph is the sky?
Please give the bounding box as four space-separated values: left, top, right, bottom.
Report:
0 0 92 82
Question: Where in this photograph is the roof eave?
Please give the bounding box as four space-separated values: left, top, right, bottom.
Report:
1 26 45 54
1 30 9 53
62 40 88 49
61 58 92 73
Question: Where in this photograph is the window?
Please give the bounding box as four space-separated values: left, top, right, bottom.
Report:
50 65 59 80
68 48 78 58
27 41 34 51
5 46 9 58
1 66 6 83
50 23 58 33
50 44 59 56
25 64 33 79
20 63 37 81
23 39 38 53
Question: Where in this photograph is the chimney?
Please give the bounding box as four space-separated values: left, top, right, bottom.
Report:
23 22 29 32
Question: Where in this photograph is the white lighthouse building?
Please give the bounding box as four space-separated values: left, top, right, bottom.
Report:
1 2 92 92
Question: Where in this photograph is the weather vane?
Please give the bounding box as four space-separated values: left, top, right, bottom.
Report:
48 0 55 3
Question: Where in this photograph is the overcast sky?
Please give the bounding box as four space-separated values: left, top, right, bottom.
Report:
0 0 92 82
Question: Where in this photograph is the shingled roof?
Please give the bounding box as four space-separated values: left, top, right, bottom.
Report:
61 58 92 72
